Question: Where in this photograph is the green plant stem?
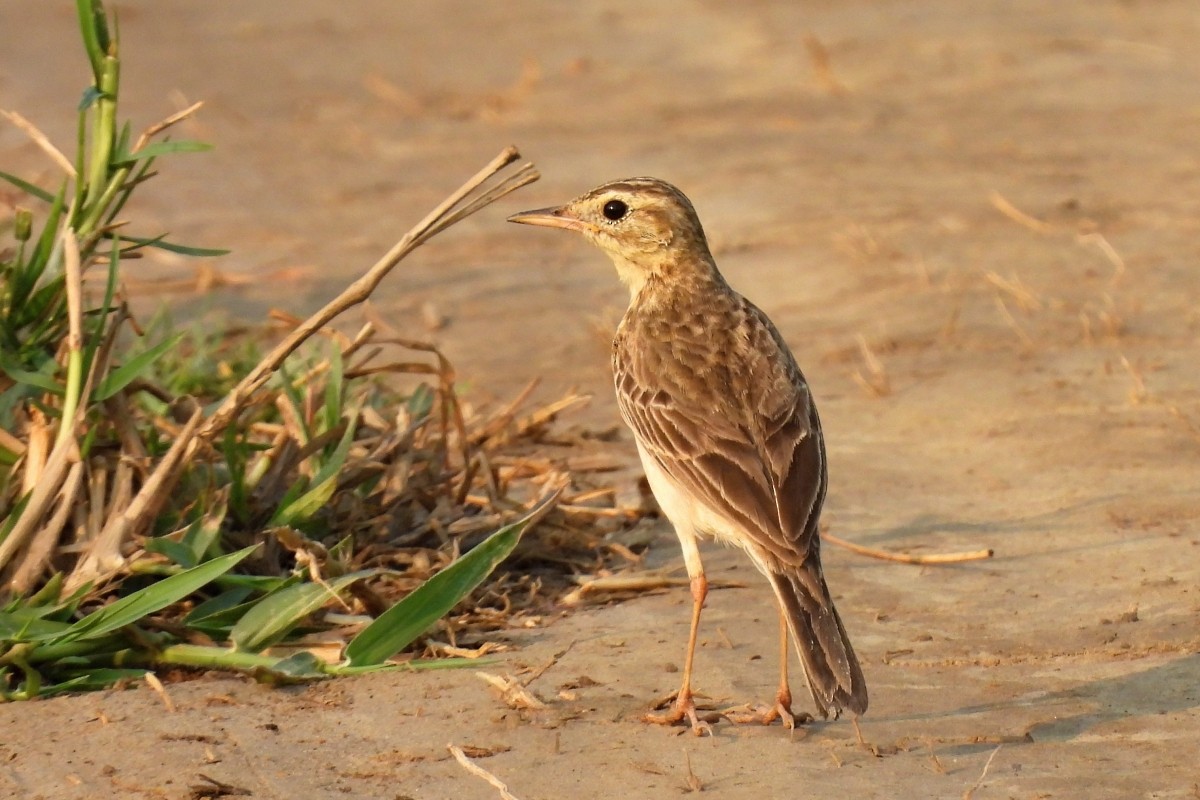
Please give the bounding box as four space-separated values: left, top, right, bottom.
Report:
157 643 302 672
22 633 125 664
75 0 106 81
78 164 132 238
83 55 118 216
54 350 84 449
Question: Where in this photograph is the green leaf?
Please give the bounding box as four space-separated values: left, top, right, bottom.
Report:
0 171 55 203
254 651 329 681
30 184 66 274
269 475 335 529
406 383 435 420
143 537 196 568
23 573 66 609
309 414 357 489
322 346 344 433
77 85 104 112
0 610 72 641
0 352 61 394
113 140 212 164
145 502 226 570
182 586 257 634
75 0 108 81
182 502 227 564
119 233 230 257
343 493 557 667
269 414 357 527
328 656 490 676
230 570 375 653
94 332 184 402
42 669 149 696
50 545 259 645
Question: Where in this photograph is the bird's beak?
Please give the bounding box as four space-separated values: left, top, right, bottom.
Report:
507 205 595 234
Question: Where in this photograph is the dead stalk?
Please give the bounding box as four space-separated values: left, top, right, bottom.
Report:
8 462 85 594
449 744 524 800
989 191 1053 234
962 745 1003 800
853 334 891 397
197 147 538 442
67 408 204 591
1077 231 1127 285
0 109 77 176
821 531 993 565
992 294 1033 348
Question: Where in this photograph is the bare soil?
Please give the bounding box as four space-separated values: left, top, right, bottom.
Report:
2 2 1199 798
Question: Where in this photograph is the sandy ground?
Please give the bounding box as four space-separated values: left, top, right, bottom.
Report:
3 1 1200 798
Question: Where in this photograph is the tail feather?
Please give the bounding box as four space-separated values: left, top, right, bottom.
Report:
769 561 868 718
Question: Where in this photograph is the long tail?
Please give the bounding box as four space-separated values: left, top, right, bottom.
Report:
769 559 868 719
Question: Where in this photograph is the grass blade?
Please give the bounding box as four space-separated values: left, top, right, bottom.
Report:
113 139 212 163
0 354 62 394
118 233 231 257
343 490 560 667
40 668 148 696
93 331 184 402
50 545 259 644
269 413 358 527
0 610 72 641
230 570 376 653
0 170 55 203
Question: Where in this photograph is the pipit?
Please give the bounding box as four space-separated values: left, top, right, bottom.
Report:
508 177 867 734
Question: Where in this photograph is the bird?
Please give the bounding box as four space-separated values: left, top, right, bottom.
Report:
508 177 867 734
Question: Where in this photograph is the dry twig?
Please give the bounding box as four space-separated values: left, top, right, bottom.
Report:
989 191 1053 234
197 147 538 442
0 109 76 176
476 671 546 710
144 672 176 712
821 532 993 565
449 744 524 800
962 745 1003 800
562 572 746 606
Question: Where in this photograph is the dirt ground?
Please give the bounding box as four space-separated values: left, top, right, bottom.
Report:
3 1 1199 798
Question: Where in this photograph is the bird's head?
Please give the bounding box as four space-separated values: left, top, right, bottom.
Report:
508 177 716 296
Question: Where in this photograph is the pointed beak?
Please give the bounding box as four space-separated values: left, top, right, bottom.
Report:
507 205 596 234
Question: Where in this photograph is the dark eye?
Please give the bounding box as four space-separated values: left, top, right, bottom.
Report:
602 199 628 221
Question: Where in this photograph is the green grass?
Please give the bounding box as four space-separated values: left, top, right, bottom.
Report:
0 0 570 700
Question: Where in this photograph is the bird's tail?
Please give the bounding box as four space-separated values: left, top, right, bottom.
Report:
769 559 868 719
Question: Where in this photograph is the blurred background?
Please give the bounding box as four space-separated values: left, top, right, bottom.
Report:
4 1 1196 418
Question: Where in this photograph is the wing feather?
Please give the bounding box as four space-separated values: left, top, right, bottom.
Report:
613 300 826 567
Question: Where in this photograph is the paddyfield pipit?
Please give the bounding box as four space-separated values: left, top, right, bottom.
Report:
508 177 867 734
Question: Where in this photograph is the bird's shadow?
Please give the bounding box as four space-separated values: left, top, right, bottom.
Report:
865 493 1120 543
899 653 1200 756
839 490 1191 569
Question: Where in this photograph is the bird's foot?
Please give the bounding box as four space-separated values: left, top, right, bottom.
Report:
643 689 717 736
724 700 814 730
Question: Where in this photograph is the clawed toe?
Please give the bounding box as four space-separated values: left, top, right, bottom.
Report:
724 700 814 729
643 690 715 736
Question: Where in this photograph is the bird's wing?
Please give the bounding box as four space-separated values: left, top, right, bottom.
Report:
614 312 825 565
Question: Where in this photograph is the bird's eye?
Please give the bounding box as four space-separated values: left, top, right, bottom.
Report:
602 199 628 221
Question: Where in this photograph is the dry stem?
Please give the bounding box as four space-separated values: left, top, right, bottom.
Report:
449 744 525 800
198 147 537 442
962 745 1003 799
0 109 76 176
821 532 993 565
989 191 1053 234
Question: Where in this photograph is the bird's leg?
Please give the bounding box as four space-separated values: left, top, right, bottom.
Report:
644 570 712 735
726 607 809 728
771 608 797 728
